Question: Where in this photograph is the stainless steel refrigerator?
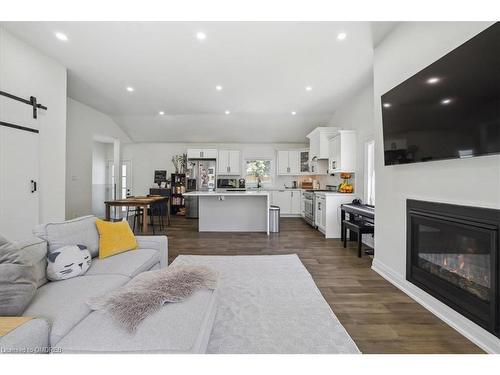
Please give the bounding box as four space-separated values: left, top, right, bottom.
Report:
185 159 216 218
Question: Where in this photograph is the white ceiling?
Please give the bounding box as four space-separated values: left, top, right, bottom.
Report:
1 22 385 143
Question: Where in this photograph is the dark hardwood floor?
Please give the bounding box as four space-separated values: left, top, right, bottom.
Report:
145 215 483 354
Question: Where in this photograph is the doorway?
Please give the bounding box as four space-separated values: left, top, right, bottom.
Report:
105 159 132 218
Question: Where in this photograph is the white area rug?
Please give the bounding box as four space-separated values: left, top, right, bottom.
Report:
171 254 361 354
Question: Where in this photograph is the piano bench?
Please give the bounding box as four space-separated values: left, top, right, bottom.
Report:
342 219 374 257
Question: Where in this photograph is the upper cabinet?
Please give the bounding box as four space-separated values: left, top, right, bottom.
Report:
328 130 357 173
299 150 310 173
217 150 241 175
277 150 300 175
187 148 218 159
306 127 340 161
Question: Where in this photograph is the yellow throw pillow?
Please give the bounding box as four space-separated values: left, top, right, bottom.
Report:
95 219 138 259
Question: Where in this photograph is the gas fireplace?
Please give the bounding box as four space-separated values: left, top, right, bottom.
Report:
407 199 499 337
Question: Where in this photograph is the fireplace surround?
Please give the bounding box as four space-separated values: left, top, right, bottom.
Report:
407 199 499 338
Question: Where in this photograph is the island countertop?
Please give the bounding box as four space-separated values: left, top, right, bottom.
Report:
183 190 270 197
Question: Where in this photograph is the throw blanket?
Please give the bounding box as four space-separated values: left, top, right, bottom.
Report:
88 265 217 332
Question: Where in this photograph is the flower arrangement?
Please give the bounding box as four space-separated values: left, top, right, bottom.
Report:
172 153 187 174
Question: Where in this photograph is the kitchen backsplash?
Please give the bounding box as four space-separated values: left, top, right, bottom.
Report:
217 173 352 191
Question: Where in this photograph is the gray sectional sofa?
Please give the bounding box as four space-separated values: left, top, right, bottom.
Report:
0 216 218 354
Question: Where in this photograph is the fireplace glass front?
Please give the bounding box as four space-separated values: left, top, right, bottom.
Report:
414 219 491 301
407 200 499 337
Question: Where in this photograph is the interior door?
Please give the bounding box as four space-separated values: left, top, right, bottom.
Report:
121 160 132 199
0 126 39 240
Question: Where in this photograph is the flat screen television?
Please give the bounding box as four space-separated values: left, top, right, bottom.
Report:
381 22 500 166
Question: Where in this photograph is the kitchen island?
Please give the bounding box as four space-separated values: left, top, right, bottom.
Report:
183 191 270 234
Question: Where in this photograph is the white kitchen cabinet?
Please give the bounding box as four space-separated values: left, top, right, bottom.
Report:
315 194 326 232
315 193 356 238
306 127 339 161
277 151 289 175
272 189 302 216
299 150 310 173
277 150 300 175
290 190 301 215
328 130 357 173
217 150 240 175
187 148 218 159
310 158 328 175
272 190 291 214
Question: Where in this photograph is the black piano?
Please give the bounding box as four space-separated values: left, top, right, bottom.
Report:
341 203 375 256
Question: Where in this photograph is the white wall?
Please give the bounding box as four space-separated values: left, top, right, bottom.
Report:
0 26 67 225
372 22 500 353
329 81 375 200
119 142 339 195
91 141 110 217
329 81 375 247
66 98 131 218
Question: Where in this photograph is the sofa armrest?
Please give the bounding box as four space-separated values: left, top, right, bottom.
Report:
0 318 50 354
135 236 168 268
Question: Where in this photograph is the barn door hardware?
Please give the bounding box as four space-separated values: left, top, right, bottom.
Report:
0 90 47 119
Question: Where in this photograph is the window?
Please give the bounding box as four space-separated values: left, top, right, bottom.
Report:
245 160 272 186
365 140 375 206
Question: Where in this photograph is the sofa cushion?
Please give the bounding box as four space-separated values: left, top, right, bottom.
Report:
47 245 92 281
36 216 99 258
0 318 51 354
95 219 138 259
0 235 37 316
23 274 129 345
17 238 48 288
86 249 159 278
56 289 218 353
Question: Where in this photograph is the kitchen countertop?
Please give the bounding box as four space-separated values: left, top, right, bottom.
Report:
184 190 270 197
313 191 355 196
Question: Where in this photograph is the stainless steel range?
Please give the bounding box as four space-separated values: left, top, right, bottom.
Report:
303 191 315 227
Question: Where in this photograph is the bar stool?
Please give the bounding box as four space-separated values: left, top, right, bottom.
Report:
342 219 375 257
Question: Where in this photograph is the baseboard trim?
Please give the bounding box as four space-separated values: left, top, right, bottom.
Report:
371 259 499 354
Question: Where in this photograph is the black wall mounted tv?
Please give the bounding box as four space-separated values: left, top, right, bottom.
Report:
381 22 500 166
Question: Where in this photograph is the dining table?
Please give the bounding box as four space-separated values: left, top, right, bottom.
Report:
104 196 168 233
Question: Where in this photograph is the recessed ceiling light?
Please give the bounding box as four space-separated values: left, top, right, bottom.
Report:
291 111 297 116
383 103 391 108
159 111 165 115
216 85 223 91
337 32 347 41
305 86 312 91
427 77 440 84
441 98 452 105
196 32 207 41
224 110 230 115
55 32 68 41
126 86 134 92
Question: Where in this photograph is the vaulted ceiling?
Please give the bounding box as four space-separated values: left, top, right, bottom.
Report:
2 22 396 143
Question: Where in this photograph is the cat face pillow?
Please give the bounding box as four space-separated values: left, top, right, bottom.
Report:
47 245 91 281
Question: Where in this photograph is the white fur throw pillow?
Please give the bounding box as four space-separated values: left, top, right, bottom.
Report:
47 245 92 281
